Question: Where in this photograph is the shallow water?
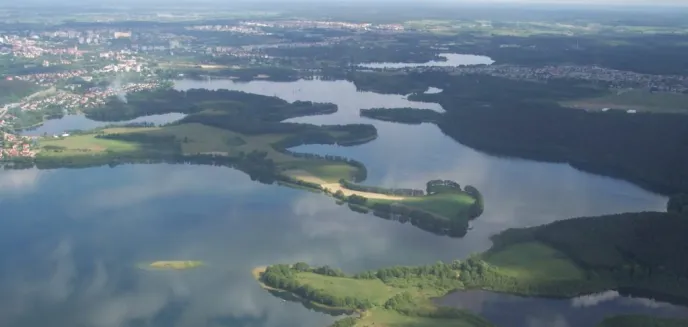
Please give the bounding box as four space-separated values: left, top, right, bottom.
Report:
437 290 688 327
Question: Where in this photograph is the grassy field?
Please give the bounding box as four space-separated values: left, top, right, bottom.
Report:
39 134 141 157
400 193 476 220
282 162 359 183
356 309 493 327
366 192 476 222
483 241 585 281
563 90 688 113
37 123 364 183
296 272 402 306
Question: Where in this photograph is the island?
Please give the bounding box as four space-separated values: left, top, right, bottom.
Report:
3 88 483 237
253 210 688 327
140 261 205 270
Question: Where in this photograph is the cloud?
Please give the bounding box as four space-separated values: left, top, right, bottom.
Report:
0 169 43 195
571 291 620 308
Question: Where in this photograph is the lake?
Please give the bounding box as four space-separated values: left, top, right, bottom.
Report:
358 53 495 69
0 78 673 327
437 290 688 327
20 113 186 136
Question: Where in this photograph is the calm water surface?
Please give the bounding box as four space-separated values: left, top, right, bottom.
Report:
0 78 674 327
20 113 186 136
358 53 494 69
438 290 688 327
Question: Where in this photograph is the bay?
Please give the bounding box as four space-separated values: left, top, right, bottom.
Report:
0 77 674 327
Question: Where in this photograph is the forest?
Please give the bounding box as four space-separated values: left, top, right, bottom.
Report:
491 211 688 300
359 108 441 125
351 72 688 195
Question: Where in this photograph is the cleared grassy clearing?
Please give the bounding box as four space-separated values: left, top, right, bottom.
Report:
282 162 359 183
483 241 585 281
296 272 402 306
563 90 688 113
39 134 140 156
356 309 491 327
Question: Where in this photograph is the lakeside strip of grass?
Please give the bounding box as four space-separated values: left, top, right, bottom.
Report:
254 212 688 327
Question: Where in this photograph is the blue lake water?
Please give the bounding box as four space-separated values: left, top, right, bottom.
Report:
358 53 495 69
0 78 676 327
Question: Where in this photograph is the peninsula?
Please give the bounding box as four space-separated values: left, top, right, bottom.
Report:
254 210 688 327
5 89 483 236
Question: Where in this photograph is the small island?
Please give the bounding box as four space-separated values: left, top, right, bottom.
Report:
254 211 688 327
141 261 205 270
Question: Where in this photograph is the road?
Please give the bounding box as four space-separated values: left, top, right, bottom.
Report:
0 107 7 120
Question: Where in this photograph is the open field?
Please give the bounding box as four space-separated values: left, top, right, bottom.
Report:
356 308 492 327
37 123 365 183
296 272 401 306
399 193 475 219
483 241 585 281
562 90 688 113
39 134 141 156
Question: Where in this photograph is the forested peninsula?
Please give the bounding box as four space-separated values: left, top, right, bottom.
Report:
254 210 688 327
350 71 688 196
5 88 482 237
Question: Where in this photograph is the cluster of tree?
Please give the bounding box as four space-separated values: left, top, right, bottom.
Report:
271 124 377 150
339 179 424 197
464 185 484 219
371 202 470 238
493 211 688 299
426 180 462 194
360 108 441 125
346 194 368 205
84 88 335 123
667 194 688 215
382 292 492 325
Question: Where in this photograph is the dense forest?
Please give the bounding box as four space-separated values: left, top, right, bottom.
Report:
84 88 337 122
360 108 441 125
351 72 688 195
491 211 688 300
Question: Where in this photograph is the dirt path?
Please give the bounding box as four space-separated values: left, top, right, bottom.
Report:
284 170 406 201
